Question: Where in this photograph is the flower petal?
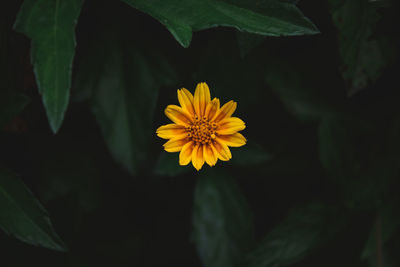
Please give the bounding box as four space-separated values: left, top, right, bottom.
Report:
163 137 188 152
179 141 194 165
164 105 193 126
216 117 246 135
203 144 218 167
217 133 246 147
192 144 205 171
214 100 237 122
212 139 232 161
205 98 220 121
177 88 195 115
156 124 187 139
194 82 211 117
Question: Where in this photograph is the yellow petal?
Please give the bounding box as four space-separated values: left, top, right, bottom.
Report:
203 144 218 167
212 139 232 161
217 133 246 147
164 105 193 126
163 137 188 152
179 141 194 165
156 124 187 139
192 144 205 171
214 100 237 122
205 98 220 121
177 88 195 115
216 117 246 135
194 82 211 118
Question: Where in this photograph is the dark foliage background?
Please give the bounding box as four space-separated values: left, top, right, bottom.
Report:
1 0 400 266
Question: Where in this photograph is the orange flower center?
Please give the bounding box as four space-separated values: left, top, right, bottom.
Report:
186 115 217 145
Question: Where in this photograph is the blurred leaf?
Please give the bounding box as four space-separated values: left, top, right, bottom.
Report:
265 61 344 121
153 151 192 177
246 203 346 267
0 167 67 251
14 0 84 133
329 0 397 95
318 117 363 180
362 205 400 262
0 93 29 128
73 30 177 175
318 116 399 210
192 169 255 267
230 140 273 166
121 0 319 48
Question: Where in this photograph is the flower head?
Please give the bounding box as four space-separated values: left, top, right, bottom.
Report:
156 82 246 171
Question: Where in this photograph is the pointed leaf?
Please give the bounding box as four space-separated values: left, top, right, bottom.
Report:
0 167 66 251
329 0 397 95
14 0 84 132
73 31 177 175
193 169 255 267
121 0 319 47
247 203 346 267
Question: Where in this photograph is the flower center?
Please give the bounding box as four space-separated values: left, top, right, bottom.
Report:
186 115 217 145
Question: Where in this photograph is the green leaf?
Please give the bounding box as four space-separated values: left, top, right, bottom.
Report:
362 205 400 261
265 60 344 121
0 167 67 251
246 203 346 267
14 0 84 133
192 169 255 267
329 0 397 95
73 30 177 175
0 93 29 128
318 116 396 210
120 0 319 48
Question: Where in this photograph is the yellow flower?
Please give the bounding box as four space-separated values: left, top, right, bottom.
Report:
156 82 246 171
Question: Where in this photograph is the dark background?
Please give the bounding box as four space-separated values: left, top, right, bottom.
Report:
1 0 400 266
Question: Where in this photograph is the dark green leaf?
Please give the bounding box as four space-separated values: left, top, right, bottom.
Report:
193 169 255 267
247 203 346 267
0 167 67 251
265 61 344 121
329 0 397 95
121 0 319 48
73 30 177 175
14 0 84 133
362 205 400 262
318 116 397 210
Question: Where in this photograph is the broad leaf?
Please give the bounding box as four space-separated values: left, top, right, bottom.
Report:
14 0 84 133
362 205 400 262
192 170 255 267
246 203 345 267
329 0 397 95
265 60 344 121
0 167 66 251
121 0 319 48
73 30 177 175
